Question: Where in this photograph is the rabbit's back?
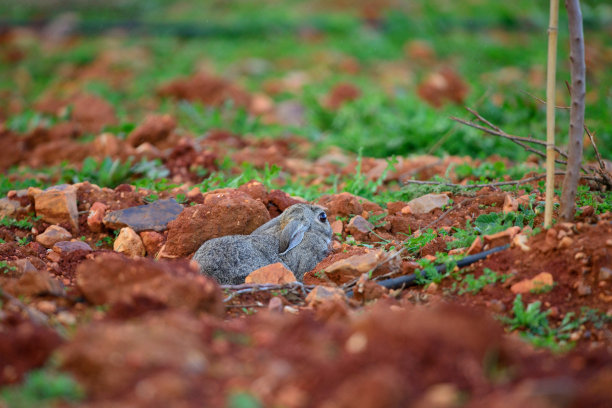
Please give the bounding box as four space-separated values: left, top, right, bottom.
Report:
193 234 281 285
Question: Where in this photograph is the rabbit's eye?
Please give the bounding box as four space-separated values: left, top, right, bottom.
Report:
318 212 327 223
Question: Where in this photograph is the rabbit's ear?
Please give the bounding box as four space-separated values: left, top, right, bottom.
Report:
279 220 309 255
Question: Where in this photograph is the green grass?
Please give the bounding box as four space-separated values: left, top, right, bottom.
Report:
499 294 610 351
0 215 40 230
1 1 610 162
0 369 84 408
0 260 17 274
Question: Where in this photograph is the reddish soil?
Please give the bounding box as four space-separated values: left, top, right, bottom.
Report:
1 32 611 408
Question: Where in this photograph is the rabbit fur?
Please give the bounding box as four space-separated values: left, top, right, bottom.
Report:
193 203 333 285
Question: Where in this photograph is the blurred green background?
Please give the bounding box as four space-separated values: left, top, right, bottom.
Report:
0 0 610 160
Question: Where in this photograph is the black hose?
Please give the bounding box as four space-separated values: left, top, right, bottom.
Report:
347 244 510 297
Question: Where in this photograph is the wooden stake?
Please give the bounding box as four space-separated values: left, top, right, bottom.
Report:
544 0 559 228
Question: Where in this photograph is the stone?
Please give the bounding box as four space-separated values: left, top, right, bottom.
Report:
8 258 38 276
76 253 224 315
346 216 374 241
267 189 302 213
52 240 92 254
103 198 184 232
87 202 107 232
126 113 177 147
114 227 145 257
245 262 296 284
5 269 64 297
35 225 72 248
466 237 483 255
237 180 268 202
0 197 21 218
322 250 399 282
576 281 592 296
599 267 612 282
557 236 574 249
512 233 531 252
158 190 270 259
352 274 388 303
305 285 347 307
317 192 382 220
268 296 284 313
483 226 521 248
510 272 554 294
30 184 79 232
330 220 343 236
406 193 450 214
502 194 519 214
58 313 207 398
140 231 165 256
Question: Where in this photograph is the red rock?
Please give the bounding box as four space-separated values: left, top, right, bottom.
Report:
387 202 408 215
346 215 374 241
58 312 208 398
87 202 107 232
0 317 63 385
114 227 145 257
331 220 343 236
417 67 469 108
503 194 519 213
30 184 79 233
268 296 284 313
52 240 92 254
140 231 165 257
510 272 554 294
324 82 362 110
305 285 347 307
322 250 400 283
483 226 521 248
75 253 223 315
0 197 21 218
237 180 268 202
35 225 72 248
267 189 302 213
406 193 449 214
159 190 270 259
126 114 177 147
8 258 39 276
317 192 382 221
466 237 483 254
5 269 64 297
352 274 388 303
245 263 296 284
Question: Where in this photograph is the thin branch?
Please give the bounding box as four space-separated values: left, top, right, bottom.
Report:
221 282 313 303
451 116 564 164
402 172 602 190
585 126 605 171
520 90 570 109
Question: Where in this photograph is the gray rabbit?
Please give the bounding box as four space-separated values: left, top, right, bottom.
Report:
193 203 333 285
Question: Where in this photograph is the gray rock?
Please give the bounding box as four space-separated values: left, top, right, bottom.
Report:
103 198 184 232
0 198 21 218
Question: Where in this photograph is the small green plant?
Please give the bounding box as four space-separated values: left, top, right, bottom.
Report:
0 260 17 274
500 295 586 351
455 268 511 295
0 368 84 408
95 236 114 247
227 390 262 408
403 228 437 254
414 253 461 286
64 156 134 188
341 150 397 201
16 236 30 246
0 215 39 230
